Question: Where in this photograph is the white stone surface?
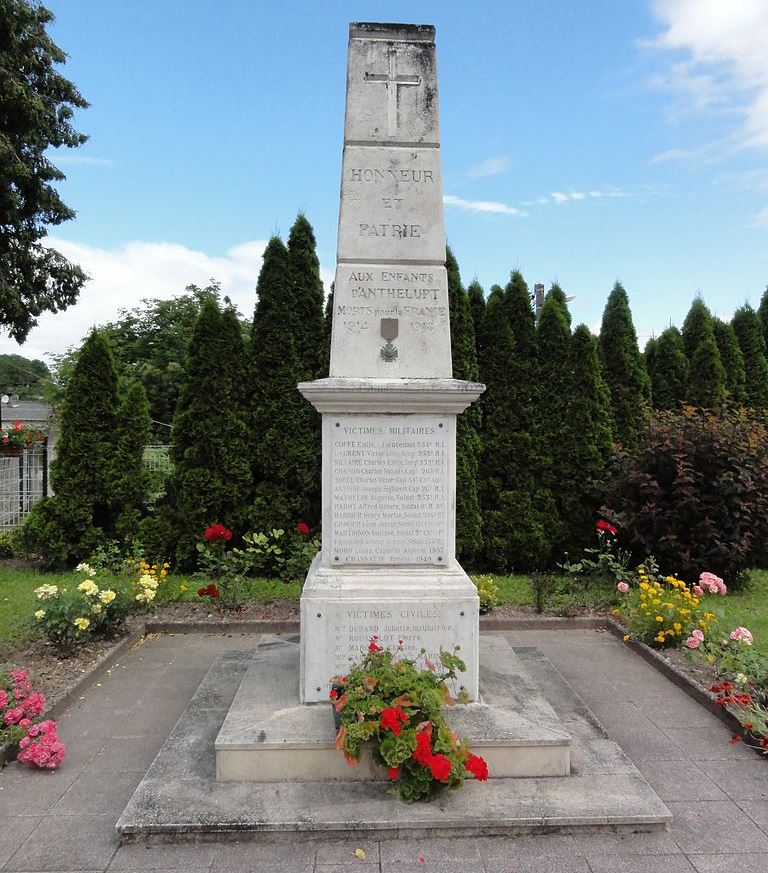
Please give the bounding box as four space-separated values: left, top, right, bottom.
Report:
345 27 439 145
329 263 451 378
337 147 445 263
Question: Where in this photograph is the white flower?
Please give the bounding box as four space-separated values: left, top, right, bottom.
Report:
34 609 46 620
34 584 59 600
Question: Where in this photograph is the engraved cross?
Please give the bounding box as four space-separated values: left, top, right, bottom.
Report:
364 47 421 136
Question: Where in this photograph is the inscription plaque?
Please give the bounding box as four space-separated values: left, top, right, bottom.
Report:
330 414 449 565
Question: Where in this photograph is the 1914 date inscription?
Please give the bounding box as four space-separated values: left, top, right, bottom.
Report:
331 415 448 564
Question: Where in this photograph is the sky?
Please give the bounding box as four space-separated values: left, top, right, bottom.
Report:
2 0 768 364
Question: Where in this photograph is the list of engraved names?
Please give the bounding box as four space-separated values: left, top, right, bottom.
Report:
331 415 448 564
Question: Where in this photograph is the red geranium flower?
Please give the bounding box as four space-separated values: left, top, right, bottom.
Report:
368 636 383 652
412 730 433 767
380 705 408 735
387 766 400 780
428 753 452 782
596 519 618 536
203 523 232 542
197 587 206 597
465 753 489 781
297 522 310 536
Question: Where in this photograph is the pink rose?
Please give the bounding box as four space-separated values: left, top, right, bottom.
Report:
22 691 45 717
10 668 28 684
730 627 753 645
692 629 704 641
4 706 24 725
685 636 701 649
0 689 8 709
693 585 703 597
699 572 727 596
617 582 629 594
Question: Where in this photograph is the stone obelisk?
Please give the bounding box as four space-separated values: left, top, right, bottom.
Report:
298 23 484 703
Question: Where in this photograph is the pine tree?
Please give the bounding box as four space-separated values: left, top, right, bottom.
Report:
688 335 726 408
111 379 152 541
250 236 319 531
446 247 482 564
682 298 715 361
713 318 746 407
287 213 326 379
535 286 572 552
479 271 551 571
170 298 252 566
598 282 648 449
559 325 613 555
647 327 688 410
21 330 120 566
467 280 486 356
757 286 768 357
732 304 768 411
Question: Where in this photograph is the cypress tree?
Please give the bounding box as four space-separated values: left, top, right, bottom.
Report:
22 330 120 566
713 318 746 407
446 247 482 564
682 298 715 361
559 325 613 555
287 213 326 379
250 236 319 530
467 280 486 355
112 379 153 541
688 335 726 408
322 283 334 376
535 286 572 552
732 304 768 411
479 271 551 571
171 298 252 566
647 327 688 410
598 282 648 449
757 286 768 356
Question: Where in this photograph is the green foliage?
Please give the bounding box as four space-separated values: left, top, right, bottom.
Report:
0 0 88 342
470 574 499 612
249 236 320 530
598 282 649 449
647 327 688 410
688 334 726 409
604 406 768 588
713 318 747 407
479 271 552 571
322 284 334 376
287 213 326 379
557 325 614 557
170 299 252 567
21 331 122 567
466 280 486 356
232 526 320 581
757 286 768 361
111 380 153 541
0 529 19 559
0 354 51 399
682 298 715 361
732 304 768 411
335 643 486 802
446 247 482 564
559 526 633 588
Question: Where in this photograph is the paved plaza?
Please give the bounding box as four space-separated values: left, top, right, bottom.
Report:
1 629 766 872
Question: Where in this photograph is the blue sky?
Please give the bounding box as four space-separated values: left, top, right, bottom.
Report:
3 0 768 361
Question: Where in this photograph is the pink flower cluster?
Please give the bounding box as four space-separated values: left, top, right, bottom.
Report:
696 572 727 597
17 720 65 769
730 626 753 645
1 668 66 770
685 629 705 649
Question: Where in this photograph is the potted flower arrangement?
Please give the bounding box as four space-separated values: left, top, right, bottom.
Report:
0 420 44 457
331 637 489 802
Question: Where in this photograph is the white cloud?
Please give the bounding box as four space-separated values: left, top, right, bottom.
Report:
0 237 335 363
54 154 116 168
648 147 699 163
651 0 768 150
551 191 569 204
443 194 526 216
467 156 511 179
754 206 768 227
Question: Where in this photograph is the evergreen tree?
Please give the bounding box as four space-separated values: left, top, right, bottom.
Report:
322 283 334 375
250 236 319 530
598 282 648 449
170 298 252 566
732 304 768 411
757 286 768 357
559 325 613 555
682 298 715 361
466 280 486 355
479 271 551 571
446 247 482 564
647 327 688 410
688 335 726 408
287 213 326 379
111 379 152 541
535 286 571 552
713 318 747 407
21 330 120 566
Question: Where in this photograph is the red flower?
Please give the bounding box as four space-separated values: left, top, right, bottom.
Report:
596 519 618 536
428 753 452 782
198 584 220 599
412 730 433 767
203 523 231 542
368 636 383 652
729 735 742 744
465 753 489 781
329 689 338 701
297 522 310 536
387 766 400 780
380 706 408 735
197 587 207 597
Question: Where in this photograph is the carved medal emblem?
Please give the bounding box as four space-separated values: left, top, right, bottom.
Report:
380 318 399 362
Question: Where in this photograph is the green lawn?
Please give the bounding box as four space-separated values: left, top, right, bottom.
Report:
1 565 766 656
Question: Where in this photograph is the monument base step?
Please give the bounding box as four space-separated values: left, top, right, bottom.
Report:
116 641 671 841
215 634 570 781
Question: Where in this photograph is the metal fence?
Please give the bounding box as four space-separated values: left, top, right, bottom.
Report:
0 443 49 530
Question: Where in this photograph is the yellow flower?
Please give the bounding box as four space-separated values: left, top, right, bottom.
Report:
179 584 188 593
34 609 46 620
77 580 99 597
99 589 116 604
656 616 663 622
623 634 630 641
35 584 59 600
655 634 665 643
74 617 90 631
674 623 682 631
91 603 102 615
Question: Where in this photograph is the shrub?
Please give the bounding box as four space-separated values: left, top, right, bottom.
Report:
1 669 66 769
471 574 499 613
0 529 20 559
603 405 768 587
